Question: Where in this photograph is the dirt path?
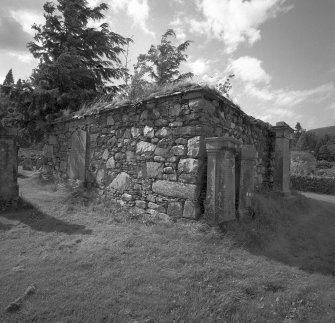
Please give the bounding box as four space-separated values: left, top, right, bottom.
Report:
300 191 335 205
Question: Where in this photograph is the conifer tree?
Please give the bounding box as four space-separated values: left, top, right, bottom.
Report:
27 0 131 117
3 69 14 86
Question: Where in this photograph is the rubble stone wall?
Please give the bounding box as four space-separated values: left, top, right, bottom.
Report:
45 88 274 219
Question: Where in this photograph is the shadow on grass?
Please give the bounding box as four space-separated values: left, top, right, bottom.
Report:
1 199 92 235
228 192 335 277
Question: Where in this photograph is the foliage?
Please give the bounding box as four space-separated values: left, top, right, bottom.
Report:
0 74 35 146
215 73 235 98
290 151 316 176
126 29 193 99
291 122 305 149
295 131 318 152
317 160 334 169
27 0 130 119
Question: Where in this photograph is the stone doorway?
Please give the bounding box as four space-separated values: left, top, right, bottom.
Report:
68 130 87 181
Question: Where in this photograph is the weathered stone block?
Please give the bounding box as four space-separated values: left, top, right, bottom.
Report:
135 200 147 209
183 200 200 219
131 127 141 138
167 202 183 217
175 138 187 145
102 148 109 160
163 167 174 174
163 174 177 181
148 202 165 213
154 147 169 157
178 158 200 173
126 151 136 162
122 193 133 201
107 116 114 125
143 125 154 138
169 122 183 127
106 156 115 169
146 162 163 179
96 168 105 186
136 141 156 154
170 145 186 156
155 127 171 138
154 156 165 162
179 174 199 184
152 180 198 200
109 172 131 192
187 136 204 158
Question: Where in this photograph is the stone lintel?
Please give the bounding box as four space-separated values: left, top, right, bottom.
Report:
205 136 241 153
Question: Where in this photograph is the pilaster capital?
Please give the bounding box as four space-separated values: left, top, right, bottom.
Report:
205 136 242 154
272 121 294 139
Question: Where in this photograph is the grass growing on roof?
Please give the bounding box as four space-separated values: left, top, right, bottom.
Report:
72 81 230 118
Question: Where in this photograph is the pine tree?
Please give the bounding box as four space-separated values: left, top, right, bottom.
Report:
3 69 14 86
27 0 131 117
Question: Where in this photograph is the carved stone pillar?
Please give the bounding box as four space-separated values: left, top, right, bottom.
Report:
238 145 257 218
272 122 294 193
205 136 241 225
0 127 18 202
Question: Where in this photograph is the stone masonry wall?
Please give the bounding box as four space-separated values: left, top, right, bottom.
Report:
45 88 274 219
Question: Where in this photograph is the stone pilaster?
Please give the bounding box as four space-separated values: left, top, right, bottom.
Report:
205 136 241 225
238 145 257 218
0 127 18 203
272 122 294 193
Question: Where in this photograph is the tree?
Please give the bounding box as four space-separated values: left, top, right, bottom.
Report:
291 122 304 149
27 0 131 118
295 122 303 133
134 29 193 85
3 69 14 86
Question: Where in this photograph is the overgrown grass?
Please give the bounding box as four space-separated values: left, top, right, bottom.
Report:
1 173 335 322
228 191 335 276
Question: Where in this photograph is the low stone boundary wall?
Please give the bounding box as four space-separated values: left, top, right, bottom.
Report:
291 175 335 195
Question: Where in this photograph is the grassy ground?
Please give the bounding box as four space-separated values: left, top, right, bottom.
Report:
1 170 335 322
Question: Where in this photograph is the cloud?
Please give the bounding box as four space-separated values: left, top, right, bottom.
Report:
188 58 210 75
109 0 154 36
9 52 34 63
190 0 292 53
10 10 45 36
0 16 31 51
169 17 187 40
246 81 334 107
227 56 271 84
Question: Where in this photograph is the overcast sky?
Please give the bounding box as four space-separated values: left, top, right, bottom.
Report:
0 0 334 129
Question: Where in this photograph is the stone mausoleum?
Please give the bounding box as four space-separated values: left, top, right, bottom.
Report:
44 86 293 225
0 126 18 208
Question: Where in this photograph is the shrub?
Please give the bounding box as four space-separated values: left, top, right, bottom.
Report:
290 151 316 176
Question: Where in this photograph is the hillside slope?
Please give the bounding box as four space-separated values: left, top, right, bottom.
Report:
308 125 335 138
